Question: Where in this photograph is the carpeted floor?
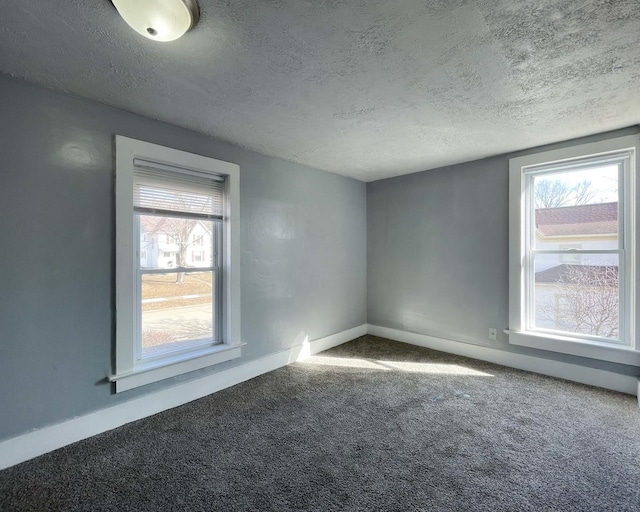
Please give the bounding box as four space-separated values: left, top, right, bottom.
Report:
1 335 639 511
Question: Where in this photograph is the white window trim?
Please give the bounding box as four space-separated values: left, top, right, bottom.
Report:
508 134 640 366
111 136 243 392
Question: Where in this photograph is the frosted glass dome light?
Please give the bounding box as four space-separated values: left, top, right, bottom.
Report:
111 0 200 42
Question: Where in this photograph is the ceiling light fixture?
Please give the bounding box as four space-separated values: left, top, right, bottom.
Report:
111 0 200 42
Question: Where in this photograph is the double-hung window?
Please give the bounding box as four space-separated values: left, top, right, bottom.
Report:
508 134 640 365
112 136 242 392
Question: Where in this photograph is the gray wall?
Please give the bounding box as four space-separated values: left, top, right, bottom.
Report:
0 74 367 441
2 69 636 443
367 127 640 377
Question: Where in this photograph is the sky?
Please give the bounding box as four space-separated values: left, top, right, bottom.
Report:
535 164 619 204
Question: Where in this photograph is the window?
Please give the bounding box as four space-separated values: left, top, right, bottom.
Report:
112 136 243 392
508 134 640 365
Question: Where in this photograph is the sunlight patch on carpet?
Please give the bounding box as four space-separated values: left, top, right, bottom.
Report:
303 355 493 376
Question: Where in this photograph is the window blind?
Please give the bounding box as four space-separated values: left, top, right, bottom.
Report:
133 162 225 217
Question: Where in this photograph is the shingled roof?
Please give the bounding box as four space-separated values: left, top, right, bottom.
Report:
536 202 617 237
535 264 618 286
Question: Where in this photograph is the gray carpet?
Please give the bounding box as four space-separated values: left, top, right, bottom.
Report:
1 335 639 511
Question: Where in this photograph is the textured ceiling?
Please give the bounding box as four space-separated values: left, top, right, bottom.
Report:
0 0 639 181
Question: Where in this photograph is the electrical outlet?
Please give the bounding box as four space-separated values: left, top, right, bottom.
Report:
488 328 498 342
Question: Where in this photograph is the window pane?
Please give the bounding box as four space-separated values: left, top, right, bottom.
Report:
533 165 618 248
141 271 217 358
533 255 619 341
139 215 214 269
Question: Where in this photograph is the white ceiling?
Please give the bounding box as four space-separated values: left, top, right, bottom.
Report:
0 0 638 182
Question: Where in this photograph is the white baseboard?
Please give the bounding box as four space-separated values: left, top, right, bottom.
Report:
0 324 367 470
2 322 634 470
367 324 638 396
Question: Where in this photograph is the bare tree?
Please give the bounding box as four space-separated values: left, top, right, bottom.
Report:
535 179 596 209
540 264 619 339
535 180 573 209
573 179 597 206
145 216 197 283
165 218 197 284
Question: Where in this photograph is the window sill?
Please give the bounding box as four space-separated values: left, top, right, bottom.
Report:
109 342 245 392
505 330 640 366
